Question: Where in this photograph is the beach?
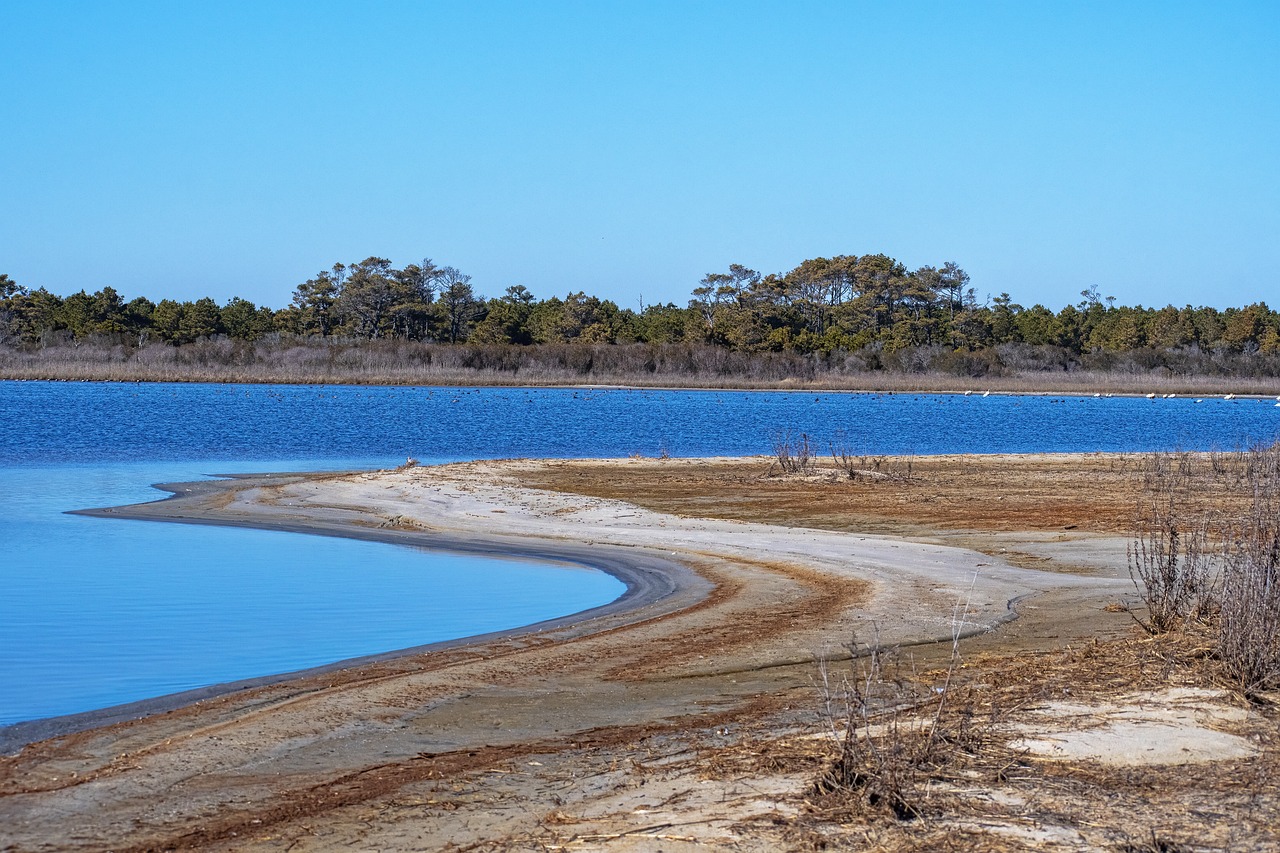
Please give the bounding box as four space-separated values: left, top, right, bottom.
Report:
2 455 1272 851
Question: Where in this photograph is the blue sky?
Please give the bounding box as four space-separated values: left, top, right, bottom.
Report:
2 1 1276 311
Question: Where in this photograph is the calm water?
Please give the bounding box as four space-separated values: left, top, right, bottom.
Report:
0 459 625 727
2 381 1279 727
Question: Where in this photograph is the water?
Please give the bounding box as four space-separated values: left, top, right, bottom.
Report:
0 458 626 726
2 381 1278 727
4 383 1279 465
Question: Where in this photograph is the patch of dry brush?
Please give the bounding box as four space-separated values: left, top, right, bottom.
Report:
801 445 1280 849
1129 443 1280 693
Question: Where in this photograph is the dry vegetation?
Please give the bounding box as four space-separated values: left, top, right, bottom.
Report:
1128 444 1280 693
7 338 1280 394
801 445 1280 850
792 451 1278 849
513 452 1160 536
508 451 1280 851
782 631 1280 852
5 452 1279 851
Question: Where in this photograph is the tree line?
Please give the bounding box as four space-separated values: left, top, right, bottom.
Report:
2 255 1278 363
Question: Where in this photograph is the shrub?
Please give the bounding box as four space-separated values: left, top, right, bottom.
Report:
1127 495 1213 634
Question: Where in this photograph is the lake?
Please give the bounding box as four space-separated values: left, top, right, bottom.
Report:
2 381 1278 729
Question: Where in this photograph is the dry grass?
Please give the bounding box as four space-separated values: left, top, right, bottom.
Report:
512 453 1154 536
6 339 1280 393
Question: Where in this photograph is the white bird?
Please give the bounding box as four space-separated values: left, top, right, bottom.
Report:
1093 393 1101 397
1146 393 1156 399
964 390 972 396
1195 399 1204 403
1225 393 1235 400
982 390 990 398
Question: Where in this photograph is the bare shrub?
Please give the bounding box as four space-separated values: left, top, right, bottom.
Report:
814 592 984 821
814 639 928 820
1129 442 1280 692
828 429 862 476
771 430 814 474
1127 496 1213 634
1217 442 1280 692
829 430 914 482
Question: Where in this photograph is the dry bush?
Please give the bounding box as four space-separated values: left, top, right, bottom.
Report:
771 430 815 474
815 641 935 820
826 429 915 482
1130 442 1280 693
813 649 988 822
1217 442 1280 692
1127 496 1213 634
814 597 988 822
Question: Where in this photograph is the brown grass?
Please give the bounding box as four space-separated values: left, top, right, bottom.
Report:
511 453 1161 536
6 339 1280 393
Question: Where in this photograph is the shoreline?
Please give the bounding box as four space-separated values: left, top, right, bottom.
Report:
5 374 1280 399
0 456 1135 852
5 458 1100 753
0 475 712 755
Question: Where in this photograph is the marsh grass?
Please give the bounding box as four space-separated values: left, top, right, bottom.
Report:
7 338 1280 393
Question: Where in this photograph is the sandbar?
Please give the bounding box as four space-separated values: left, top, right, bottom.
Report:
0 456 1134 852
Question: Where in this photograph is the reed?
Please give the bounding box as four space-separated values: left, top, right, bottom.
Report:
6 339 1280 393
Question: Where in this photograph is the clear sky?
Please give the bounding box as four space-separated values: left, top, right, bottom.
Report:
2 1 1276 311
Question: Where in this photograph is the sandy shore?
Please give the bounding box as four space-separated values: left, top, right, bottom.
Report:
0 457 1142 851
1 474 708 754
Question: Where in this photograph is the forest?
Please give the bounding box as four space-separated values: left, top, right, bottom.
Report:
2 254 1279 385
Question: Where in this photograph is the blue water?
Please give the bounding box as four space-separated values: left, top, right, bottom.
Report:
2 381 1279 727
4 383 1279 464
0 458 625 726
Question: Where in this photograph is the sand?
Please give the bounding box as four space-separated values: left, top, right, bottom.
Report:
0 456 1269 852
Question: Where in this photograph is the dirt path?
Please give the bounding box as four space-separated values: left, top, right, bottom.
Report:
0 456 1156 851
